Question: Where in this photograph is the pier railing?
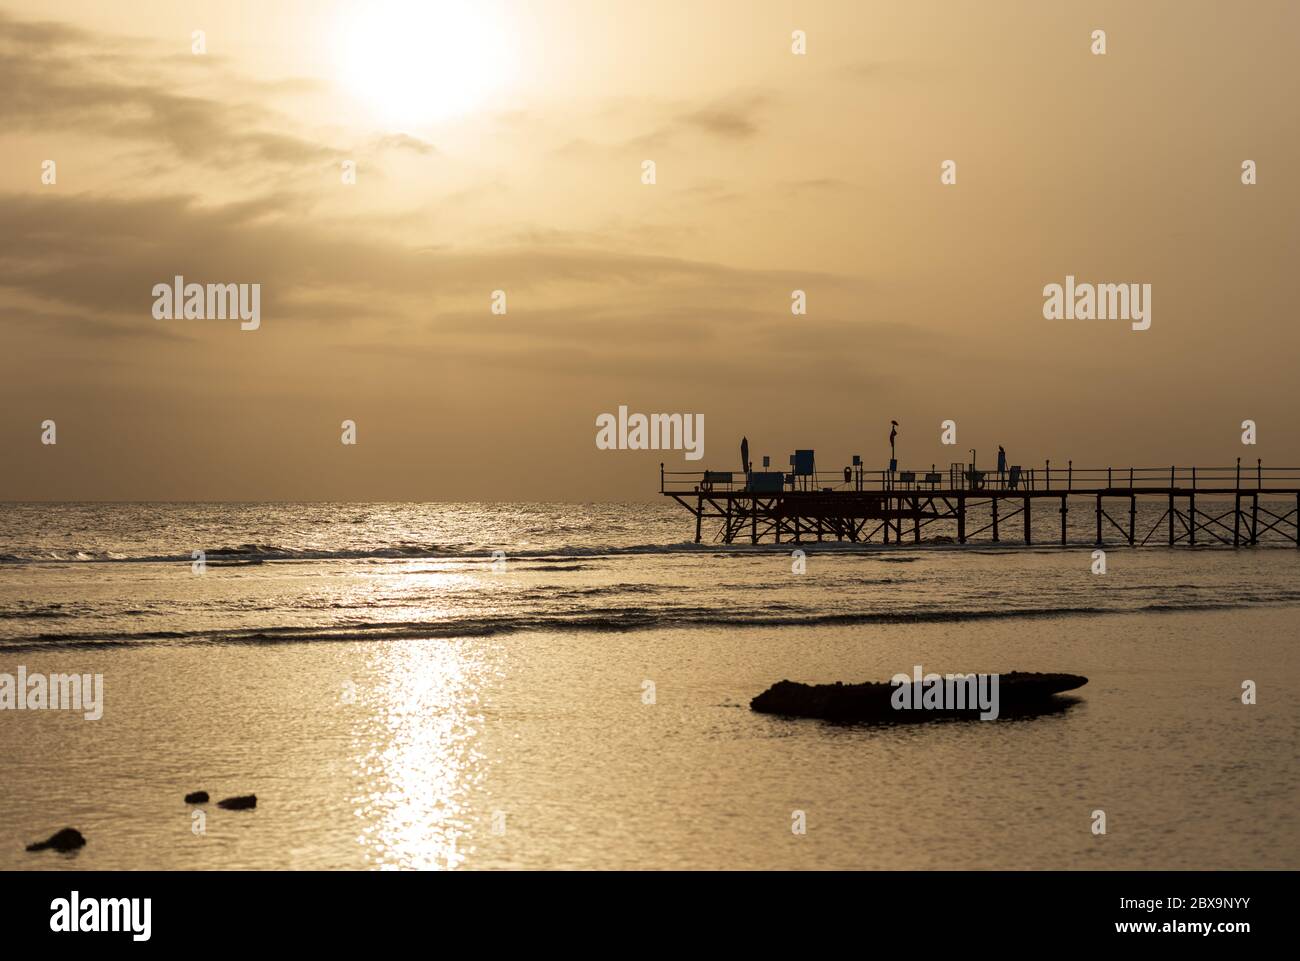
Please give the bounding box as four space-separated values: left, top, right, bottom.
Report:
660 462 1300 495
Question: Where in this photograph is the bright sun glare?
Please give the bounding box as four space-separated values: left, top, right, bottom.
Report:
334 0 516 130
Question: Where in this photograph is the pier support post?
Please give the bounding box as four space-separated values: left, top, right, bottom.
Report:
992 497 999 542
694 495 703 544
1060 495 1068 545
1251 494 1259 545
1189 493 1196 547
1234 493 1241 547
1024 497 1031 544
1095 495 1102 545
913 496 921 544
1169 493 1175 546
957 496 966 544
1128 495 1136 547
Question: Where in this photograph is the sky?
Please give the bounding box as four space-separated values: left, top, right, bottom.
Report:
1 0 1297 501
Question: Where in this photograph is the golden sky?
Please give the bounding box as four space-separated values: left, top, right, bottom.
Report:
2 0 1297 501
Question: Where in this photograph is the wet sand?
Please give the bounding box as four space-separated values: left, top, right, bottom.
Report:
4 605 1296 870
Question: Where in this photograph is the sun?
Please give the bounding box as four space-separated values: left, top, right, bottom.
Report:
333 0 516 130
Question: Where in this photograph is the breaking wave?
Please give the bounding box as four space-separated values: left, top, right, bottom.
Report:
0 597 1282 652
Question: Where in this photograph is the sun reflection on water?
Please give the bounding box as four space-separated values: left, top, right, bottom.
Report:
351 637 492 869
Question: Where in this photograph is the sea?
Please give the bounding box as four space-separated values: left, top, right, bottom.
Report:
1 500 1297 869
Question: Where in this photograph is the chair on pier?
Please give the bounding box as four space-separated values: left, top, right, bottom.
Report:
1008 465 1021 490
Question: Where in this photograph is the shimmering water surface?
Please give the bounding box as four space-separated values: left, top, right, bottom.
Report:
1 502 1297 869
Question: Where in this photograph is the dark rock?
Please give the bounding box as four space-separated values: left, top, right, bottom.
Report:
184 791 209 804
217 794 257 810
751 671 1088 723
26 828 86 852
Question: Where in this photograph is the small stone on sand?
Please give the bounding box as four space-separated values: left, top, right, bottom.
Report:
26 828 86 852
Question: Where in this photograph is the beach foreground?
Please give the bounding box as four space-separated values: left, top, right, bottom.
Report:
4 605 1295 870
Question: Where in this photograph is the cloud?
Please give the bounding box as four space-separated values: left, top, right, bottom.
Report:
0 8 89 47
0 10 338 168
0 190 850 341
677 92 772 140
610 91 776 150
371 133 438 155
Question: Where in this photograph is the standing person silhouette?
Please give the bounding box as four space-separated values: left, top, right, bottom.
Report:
887 420 900 486
997 445 1007 484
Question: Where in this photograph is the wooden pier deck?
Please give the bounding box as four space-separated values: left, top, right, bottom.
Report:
660 461 1300 546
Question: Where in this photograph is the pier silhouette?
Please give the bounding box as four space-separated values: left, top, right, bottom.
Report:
661 458 1300 546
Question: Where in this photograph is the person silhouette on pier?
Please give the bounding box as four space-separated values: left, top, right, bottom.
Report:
997 445 1007 484
889 420 899 467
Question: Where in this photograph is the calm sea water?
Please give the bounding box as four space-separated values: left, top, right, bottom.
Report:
1 502 1298 869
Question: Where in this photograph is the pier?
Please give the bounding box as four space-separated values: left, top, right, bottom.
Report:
660 459 1300 547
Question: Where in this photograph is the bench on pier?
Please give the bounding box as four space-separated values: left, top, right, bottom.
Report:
700 471 733 491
